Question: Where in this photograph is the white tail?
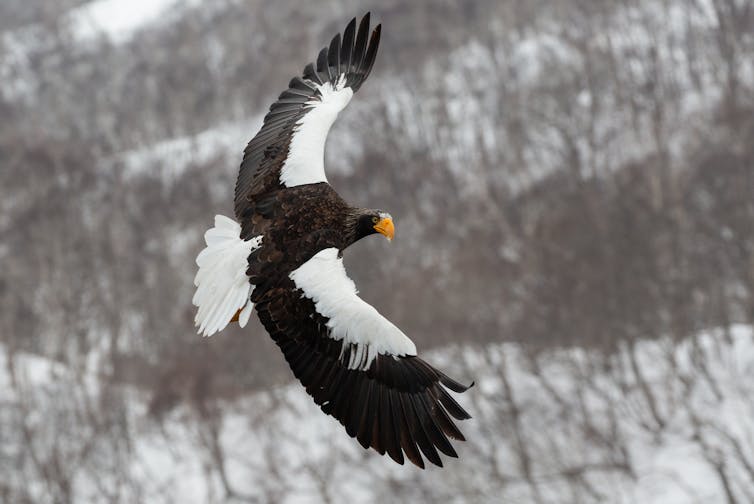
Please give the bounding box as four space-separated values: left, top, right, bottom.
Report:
193 215 261 336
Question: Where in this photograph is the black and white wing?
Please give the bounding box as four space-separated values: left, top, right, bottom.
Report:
252 248 472 469
234 14 380 223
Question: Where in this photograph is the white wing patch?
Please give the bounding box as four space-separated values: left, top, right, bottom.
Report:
289 248 417 370
193 215 260 336
280 74 354 188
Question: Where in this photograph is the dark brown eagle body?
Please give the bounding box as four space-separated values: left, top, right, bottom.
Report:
193 14 472 469
239 183 380 285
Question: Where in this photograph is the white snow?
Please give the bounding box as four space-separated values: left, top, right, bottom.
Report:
70 0 180 43
116 117 263 183
3 325 754 502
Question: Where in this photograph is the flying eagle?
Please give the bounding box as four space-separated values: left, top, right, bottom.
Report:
193 13 472 468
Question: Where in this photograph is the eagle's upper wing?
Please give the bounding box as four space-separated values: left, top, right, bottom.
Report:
252 248 472 468
234 14 380 219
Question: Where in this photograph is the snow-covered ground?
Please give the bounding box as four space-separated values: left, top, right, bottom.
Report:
3 325 754 503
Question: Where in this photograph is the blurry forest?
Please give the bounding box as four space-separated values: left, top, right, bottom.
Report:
1 0 753 502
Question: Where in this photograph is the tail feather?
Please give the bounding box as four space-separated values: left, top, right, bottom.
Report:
193 215 261 336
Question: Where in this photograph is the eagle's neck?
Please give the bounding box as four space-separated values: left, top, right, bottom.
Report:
343 207 372 247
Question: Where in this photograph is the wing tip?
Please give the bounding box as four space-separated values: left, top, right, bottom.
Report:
328 13 381 92
440 374 475 394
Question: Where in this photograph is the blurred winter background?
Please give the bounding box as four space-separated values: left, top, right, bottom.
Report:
1 0 753 502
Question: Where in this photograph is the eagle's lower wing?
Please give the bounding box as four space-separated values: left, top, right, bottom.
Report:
252 248 472 468
234 14 380 227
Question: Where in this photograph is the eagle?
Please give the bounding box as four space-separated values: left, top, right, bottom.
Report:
193 13 472 469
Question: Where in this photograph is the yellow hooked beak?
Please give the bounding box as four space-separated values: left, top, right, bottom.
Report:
374 216 395 241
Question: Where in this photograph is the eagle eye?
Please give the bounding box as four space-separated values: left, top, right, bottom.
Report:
371 216 379 224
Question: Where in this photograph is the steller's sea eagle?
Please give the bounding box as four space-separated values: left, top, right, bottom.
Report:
193 13 472 468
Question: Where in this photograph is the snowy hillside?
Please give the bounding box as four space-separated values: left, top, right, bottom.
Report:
2 0 753 502
4 325 753 503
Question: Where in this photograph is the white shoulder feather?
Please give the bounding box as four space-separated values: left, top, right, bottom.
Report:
279 75 354 187
289 248 417 370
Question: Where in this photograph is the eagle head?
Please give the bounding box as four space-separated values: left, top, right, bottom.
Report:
352 210 394 242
